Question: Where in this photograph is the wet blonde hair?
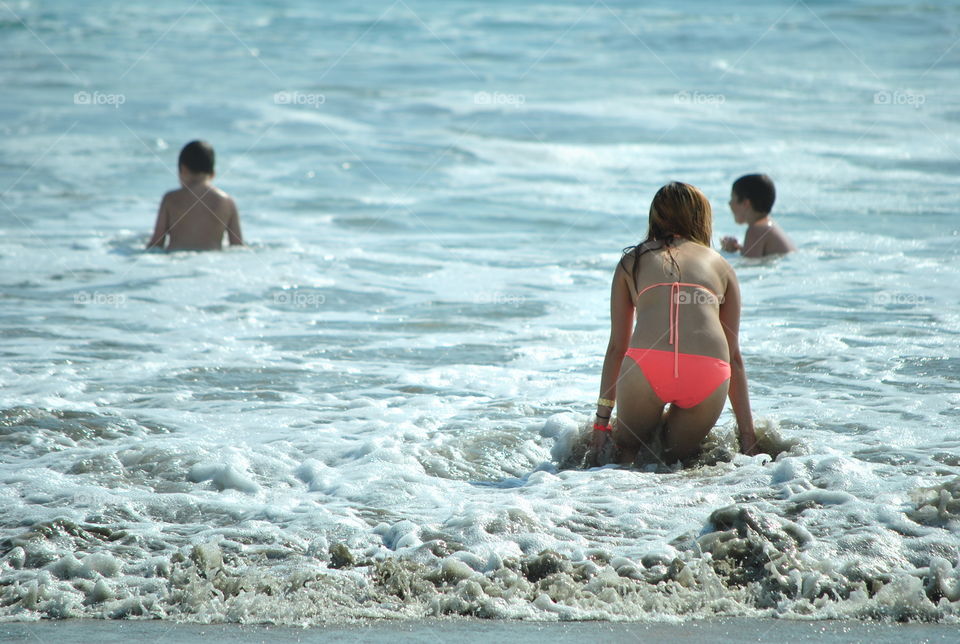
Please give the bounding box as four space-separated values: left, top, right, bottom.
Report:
622 182 713 285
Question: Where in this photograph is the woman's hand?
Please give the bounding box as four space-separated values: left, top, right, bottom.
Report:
588 417 613 466
738 429 759 456
587 406 613 467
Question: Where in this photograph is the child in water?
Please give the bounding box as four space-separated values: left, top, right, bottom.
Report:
720 174 795 257
147 140 243 251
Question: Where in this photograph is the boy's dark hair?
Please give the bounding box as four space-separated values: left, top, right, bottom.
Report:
732 174 775 214
178 140 215 175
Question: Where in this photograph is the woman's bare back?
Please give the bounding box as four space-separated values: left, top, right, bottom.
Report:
620 240 732 361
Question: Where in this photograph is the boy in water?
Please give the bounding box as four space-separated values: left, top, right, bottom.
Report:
147 140 243 251
720 174 795 257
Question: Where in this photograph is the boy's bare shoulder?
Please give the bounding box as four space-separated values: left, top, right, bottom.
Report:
747 221 795 256
206 185 236 208
164 186 199 202
743 222 766 244
167 184 233 204
768 223 796 252
208 184 232 199
742 222 776 257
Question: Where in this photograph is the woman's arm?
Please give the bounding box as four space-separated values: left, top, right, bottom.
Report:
591 261 635 456
718 265 758 455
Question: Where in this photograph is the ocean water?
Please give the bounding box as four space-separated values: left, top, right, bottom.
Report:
1 0 959 626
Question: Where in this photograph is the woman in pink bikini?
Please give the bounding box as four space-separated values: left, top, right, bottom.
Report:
592 182 758 464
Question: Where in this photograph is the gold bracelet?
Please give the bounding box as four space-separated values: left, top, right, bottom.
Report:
597 397 615 408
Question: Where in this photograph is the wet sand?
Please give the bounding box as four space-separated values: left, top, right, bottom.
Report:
2 618 958 644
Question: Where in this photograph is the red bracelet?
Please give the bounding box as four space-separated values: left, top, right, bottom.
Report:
593 422 611 432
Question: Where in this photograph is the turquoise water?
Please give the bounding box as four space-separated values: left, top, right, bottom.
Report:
1 0 959 625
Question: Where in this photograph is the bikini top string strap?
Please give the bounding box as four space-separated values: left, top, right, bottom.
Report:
670 282 680 378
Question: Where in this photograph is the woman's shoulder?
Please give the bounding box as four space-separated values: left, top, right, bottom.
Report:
701 245 737 291
615 249 637 290
617 241 662 275
701 242 728 264
616 242 648 270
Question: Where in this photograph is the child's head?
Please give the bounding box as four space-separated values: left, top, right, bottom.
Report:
178 140 215 181
729 174 775 223
647 181 712 247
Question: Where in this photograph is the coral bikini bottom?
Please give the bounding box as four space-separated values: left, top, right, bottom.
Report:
624 348 731 409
